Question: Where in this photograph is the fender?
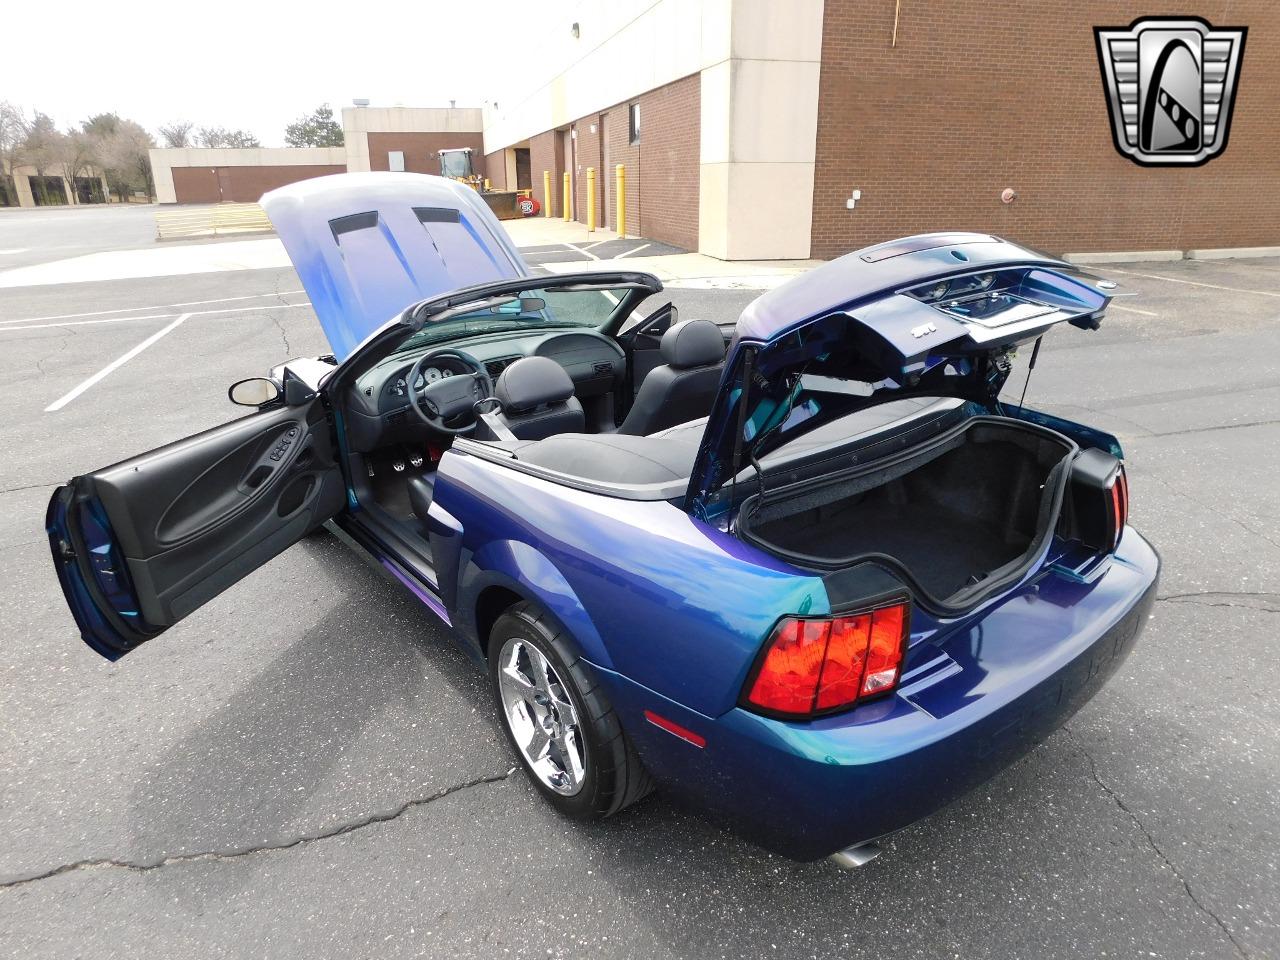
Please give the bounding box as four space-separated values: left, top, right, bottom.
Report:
454 539 613 669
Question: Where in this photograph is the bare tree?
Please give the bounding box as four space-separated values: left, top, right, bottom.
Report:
23 113 64 204
54 129 96 203
0 101 28 206
87 115 155 202
195 126 261 149
223 129 261 148
158 121 194 148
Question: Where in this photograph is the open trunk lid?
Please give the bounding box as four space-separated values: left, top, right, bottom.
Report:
685 233 1113 516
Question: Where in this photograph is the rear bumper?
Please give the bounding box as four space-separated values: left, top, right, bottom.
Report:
596 528 1159 861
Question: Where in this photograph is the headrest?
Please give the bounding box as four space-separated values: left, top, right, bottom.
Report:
660 319 725 369
495 356 575 413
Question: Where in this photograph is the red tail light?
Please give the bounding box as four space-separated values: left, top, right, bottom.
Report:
1110 465 1129 547
743 601 910 719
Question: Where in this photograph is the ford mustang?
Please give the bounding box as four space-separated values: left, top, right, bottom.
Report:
46 173 1159 866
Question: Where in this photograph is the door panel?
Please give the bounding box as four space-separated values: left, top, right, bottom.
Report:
48 398 345 659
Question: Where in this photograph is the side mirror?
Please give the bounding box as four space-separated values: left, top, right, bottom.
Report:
228 377 282 407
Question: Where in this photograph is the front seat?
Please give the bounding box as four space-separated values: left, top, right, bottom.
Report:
482 356 585 441
618 319 725 436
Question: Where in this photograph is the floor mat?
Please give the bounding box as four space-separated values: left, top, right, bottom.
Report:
367 466 416 521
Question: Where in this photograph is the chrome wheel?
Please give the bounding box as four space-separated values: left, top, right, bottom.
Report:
497 636 586 795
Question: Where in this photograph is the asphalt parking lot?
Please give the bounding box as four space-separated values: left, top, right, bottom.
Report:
0 205 1276 960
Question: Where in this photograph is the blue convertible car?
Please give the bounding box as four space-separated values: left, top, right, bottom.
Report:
47 174 1158 866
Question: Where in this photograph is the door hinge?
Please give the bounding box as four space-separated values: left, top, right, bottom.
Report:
58 538 77 561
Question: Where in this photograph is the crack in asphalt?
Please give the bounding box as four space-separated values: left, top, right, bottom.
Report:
1148 417 1280 439
1157 591 1280 615
0 767 517 892
271 275 294 356
0 481 58 495
1063 727 1252 960
271 313 291 357
1142 473 1280 553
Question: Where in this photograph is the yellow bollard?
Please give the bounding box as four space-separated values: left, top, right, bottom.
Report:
615 164 626 239
586 167 596 233
563 171 571 220
543 170 552 217
483 178 491 191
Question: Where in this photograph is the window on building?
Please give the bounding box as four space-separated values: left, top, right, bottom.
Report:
628 103 640 145
388 150 405 172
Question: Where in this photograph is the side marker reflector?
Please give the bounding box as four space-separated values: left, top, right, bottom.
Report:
644 709 706 748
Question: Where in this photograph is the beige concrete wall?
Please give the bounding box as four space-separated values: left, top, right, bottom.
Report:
482 0 824 259
699 0 823 259
150 147 347 204
342 106 484 173
482 0 726 153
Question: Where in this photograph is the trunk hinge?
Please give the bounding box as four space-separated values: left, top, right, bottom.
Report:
981 350 1016 403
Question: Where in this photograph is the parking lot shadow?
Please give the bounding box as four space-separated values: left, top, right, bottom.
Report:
125 532 494 895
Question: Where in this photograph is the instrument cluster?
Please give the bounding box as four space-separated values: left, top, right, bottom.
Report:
388 365 456 398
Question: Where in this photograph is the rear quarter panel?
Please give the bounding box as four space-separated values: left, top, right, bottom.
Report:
429 450 829 717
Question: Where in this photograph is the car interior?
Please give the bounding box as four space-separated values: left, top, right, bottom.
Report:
334 281 730 542
330 279 969 571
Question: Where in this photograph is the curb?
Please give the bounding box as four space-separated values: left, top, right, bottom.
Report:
1185 246 1280 261
1063 250 1182 265
1064 246 1280 265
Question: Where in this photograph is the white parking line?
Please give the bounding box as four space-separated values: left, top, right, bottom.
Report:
614 243 652 259
561 242 600 261
6 313 178 331
1104 268 1280 298
45 313 193 412
3 301 312 332
1109 303 1160 317
0 289 306 326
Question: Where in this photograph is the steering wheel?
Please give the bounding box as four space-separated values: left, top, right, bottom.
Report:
406 349 494 434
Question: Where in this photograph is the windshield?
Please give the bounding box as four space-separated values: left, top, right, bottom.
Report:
394 284 630 353
439 150 474 178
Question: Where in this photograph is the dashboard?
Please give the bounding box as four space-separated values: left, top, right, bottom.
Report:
341 328 625 451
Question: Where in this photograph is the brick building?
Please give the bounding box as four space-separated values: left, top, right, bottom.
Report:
482 0 1279 260
152 106 486 204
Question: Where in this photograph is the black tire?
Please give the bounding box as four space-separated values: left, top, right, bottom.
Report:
488 601 654 819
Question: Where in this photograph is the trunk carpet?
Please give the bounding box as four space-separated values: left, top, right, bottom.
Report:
762 499 1031 599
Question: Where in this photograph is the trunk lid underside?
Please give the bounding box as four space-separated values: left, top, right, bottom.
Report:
686 234 1113 515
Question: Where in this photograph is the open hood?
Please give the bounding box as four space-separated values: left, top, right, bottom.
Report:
686 233 1113 516
261 173 528 360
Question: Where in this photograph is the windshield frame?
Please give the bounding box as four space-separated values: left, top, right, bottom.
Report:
393 283 640 354
394 271 664 352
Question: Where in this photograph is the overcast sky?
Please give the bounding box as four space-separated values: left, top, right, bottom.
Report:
2 0 578 145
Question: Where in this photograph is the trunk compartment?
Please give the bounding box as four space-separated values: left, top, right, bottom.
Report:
737 417 1077 611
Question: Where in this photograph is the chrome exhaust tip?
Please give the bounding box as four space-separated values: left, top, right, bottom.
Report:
828 842 882 869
